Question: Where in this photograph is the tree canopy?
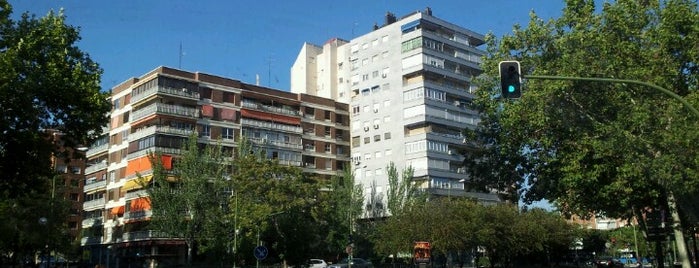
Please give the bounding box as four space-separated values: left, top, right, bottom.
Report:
0 0 110 198
466 0 699 222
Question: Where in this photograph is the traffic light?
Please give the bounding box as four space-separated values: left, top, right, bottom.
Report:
499 61 522 99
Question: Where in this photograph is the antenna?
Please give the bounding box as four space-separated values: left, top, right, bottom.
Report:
178 42 183 69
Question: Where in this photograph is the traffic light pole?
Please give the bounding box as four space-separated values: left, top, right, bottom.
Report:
523 74 696 268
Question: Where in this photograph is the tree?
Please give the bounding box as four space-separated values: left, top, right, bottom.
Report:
147 135 228 265
0 1 110 198
467 0 699 222
0 1 110 264
317 167 364 258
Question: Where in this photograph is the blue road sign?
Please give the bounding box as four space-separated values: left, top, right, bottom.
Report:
254 245 268 260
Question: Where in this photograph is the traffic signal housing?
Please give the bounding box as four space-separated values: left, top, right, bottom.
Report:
499 61 522 99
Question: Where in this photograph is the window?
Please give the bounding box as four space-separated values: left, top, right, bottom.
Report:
363 106 370 113
362 58 369 66
384 100 391 107
384 132 392 140
352 105 360 115
55 165 67 173
364 137 370 144
362 74 369 81
200 124 211 137
382 67 390 78
325 144 332 153
364 153 372 160
383 115 391 122
374 135 381 142
372 70 379 78
385 149 393 156
362 43 369 49
352 136 360 148
372 39 379 47
382 35 389 42
382 51 389 58
375 151 382 158
222 128 234 140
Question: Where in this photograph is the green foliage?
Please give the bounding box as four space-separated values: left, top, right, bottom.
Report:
466 0 699 222
373 200 576 267
0 1 109 263
147 136 325 266
0 1 110 199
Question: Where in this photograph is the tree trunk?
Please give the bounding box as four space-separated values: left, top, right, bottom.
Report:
667 191 691 268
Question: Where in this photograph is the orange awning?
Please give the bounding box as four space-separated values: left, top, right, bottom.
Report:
161 155 173 170
111 206 125 215
130 197 151 211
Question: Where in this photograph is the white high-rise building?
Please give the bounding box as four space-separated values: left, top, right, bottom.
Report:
292 8 500 216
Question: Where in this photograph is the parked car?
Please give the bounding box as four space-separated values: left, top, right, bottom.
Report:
594 256 624 268
327 258 373 268
306 259 328 268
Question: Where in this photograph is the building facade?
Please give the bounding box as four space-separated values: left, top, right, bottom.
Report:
81 66 350 267
291 8 500 214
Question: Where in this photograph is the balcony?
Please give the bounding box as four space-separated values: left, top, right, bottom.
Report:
131 85 200 105
80 236 103 246
249 137 303 150
84 179 107 192
85 161 108 175
240 118 302 134
125 189 149 200
82 197 106 210
130 103 199 123
86 143 108 158
124 210 152 221
130 125 196 141
241 100 299 117
82 216 104 227
122 230 174 242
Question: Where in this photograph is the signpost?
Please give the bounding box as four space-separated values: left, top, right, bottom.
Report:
254 245 268 261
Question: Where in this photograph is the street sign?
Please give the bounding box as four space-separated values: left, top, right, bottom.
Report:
254 245 268 260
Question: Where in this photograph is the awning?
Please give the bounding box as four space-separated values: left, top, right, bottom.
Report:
130 197 151 211
111 206 125 215
122 175 153 192
201 105 214 118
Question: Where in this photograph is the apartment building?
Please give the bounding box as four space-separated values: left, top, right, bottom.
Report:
46 130 86 256
291 8 500 213
80 66 350 267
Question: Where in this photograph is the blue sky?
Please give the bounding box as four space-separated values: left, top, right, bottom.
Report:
10 0 568 91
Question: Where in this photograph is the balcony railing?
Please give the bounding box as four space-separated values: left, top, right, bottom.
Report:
83 179 107 192
125 189 149 200
86 143 108 158
85 161 108 175
130 125 196 141
82 216 104 227
240 118 302 134
122 230 174 242
131 85 201 104
124 210 152 221
130 103 199 123
249 137 303 150
82 197 106 210
80 236 103 246
241 101 299 117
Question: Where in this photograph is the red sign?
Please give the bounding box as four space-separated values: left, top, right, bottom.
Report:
413 241 431 263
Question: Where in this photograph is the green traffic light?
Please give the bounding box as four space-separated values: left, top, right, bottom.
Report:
508 85 516 93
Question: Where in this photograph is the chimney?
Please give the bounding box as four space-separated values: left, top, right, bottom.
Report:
385 12 396 25
425 7 432 16
373 22 379 30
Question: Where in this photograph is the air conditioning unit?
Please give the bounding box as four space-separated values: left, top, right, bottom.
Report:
373 124 379 129
354 160 361 165
364 126 369 132
373 108 379 113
